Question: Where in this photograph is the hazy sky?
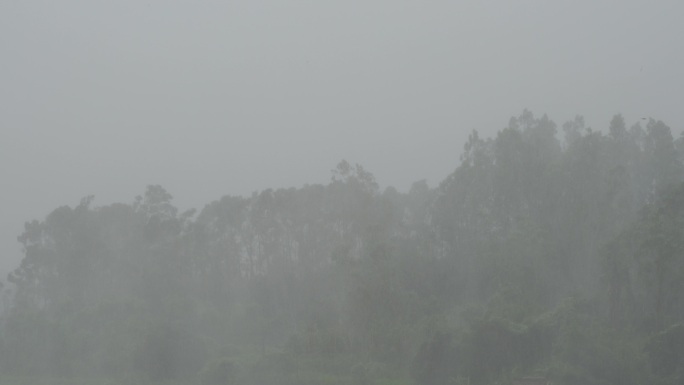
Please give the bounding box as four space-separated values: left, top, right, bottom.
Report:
1 1 683 274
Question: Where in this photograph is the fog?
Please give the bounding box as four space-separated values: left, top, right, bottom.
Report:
1 1 684 384
3 1 683 269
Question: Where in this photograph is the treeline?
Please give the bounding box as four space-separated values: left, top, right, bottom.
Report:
2 111 684 384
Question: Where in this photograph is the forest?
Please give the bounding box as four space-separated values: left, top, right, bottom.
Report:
2 111 684 385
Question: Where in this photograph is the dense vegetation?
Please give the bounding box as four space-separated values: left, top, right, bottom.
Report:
2 111 684 384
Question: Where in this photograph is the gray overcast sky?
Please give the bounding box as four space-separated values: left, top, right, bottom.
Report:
1 1 683 273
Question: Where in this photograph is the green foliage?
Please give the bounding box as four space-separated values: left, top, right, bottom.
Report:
520 297 648 385
1 310 73 376
134 322 208 380
412 331 459 385
4 112 684 384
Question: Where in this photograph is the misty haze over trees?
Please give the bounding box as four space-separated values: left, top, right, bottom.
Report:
3 111 684 385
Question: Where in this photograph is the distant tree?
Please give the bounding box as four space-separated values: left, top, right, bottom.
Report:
563 115 585 146
609 114 627 141
604 182 684 330
643 119 683 196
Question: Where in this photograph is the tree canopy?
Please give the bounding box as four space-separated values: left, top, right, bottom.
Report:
3 112 684 385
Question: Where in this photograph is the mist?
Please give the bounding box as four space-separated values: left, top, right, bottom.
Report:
2 1 684 384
